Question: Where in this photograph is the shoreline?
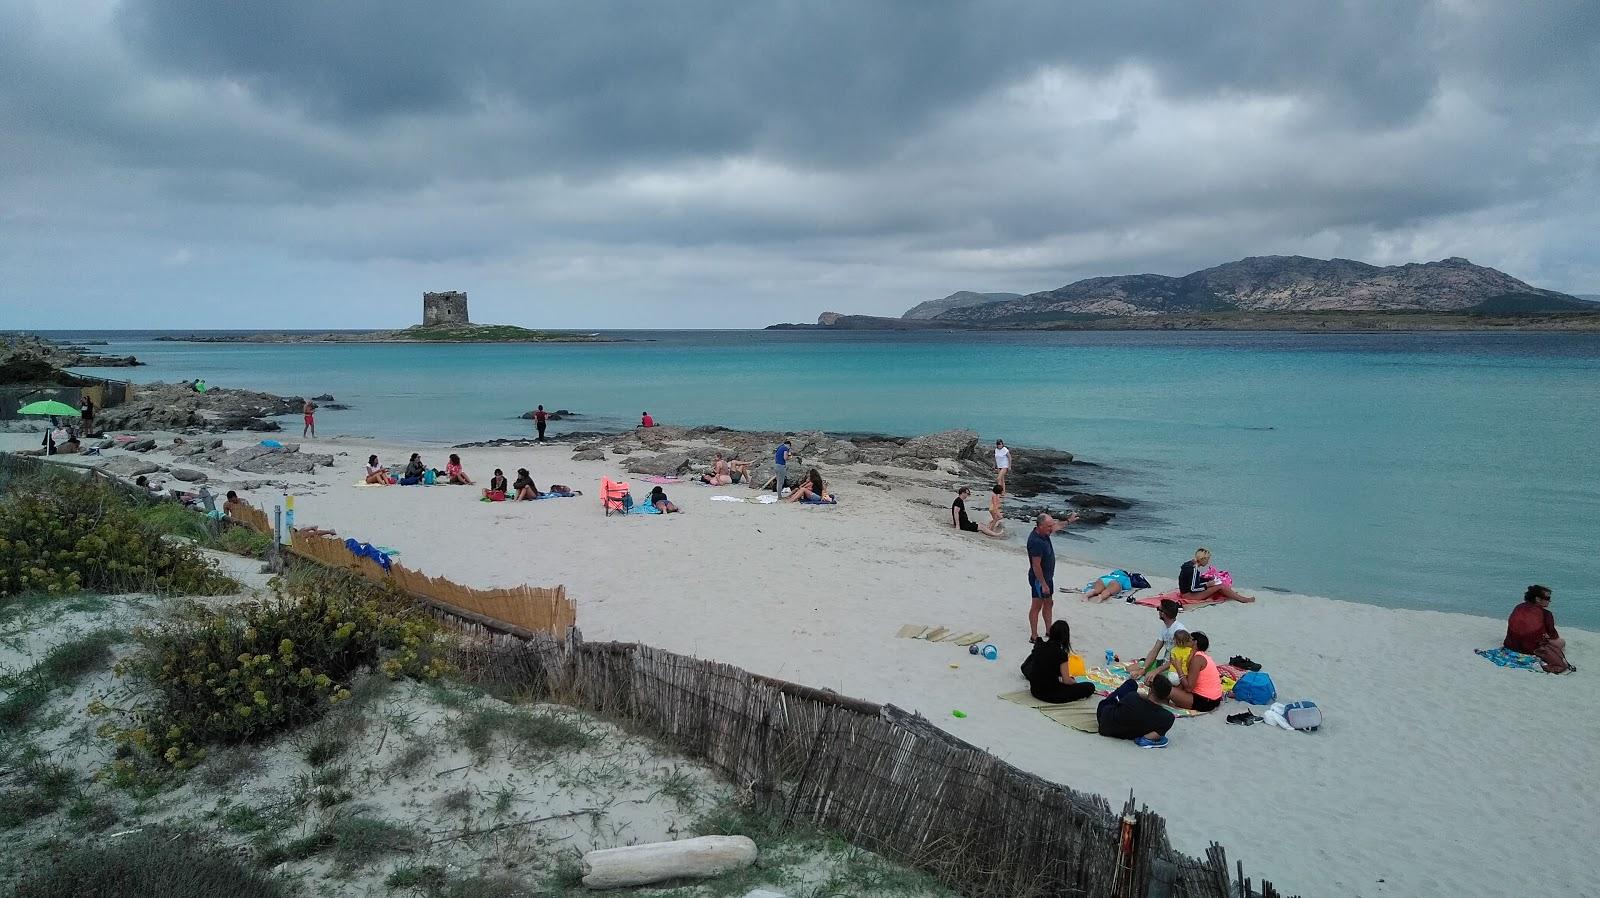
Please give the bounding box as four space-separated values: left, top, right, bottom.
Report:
4 429 1595 895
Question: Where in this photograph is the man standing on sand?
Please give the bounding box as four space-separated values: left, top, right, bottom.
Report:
302 398 316 438
773 439 795 493
994 439 1011 491
534 405 549 442
1026 510 1079 643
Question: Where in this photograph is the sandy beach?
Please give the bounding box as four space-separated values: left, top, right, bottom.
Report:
8 428 1594 897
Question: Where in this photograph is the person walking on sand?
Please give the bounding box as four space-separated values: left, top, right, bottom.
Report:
533 405 549 442
994 439 1011 491
1026 510 1080 643
773 439 796 493
302 398 316 438
987 483 1006 535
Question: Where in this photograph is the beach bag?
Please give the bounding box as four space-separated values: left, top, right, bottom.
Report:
484 490 506 502
1231 670 1276 704
1066 653 1086 678
1129 572 1152 589
1283 700 1322 732
422 469 437 486
1203 566 1233 588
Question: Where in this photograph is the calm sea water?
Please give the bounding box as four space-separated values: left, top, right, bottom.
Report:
48 329 1600 628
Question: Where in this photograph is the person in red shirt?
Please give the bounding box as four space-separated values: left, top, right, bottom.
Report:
640 411 655 428
1504 585 1570 673
533 405 549 442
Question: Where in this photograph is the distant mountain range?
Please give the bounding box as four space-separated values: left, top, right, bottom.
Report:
779 256 1597 330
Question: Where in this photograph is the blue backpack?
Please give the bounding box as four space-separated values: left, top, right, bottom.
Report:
1231 670 1276 705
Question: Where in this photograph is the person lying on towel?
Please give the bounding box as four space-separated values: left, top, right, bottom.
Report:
1097 677 1175 749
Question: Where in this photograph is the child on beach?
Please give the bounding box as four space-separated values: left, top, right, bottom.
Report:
987 483 1006 535
444 454 474 485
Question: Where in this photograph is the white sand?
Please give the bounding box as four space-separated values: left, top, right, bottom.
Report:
11 431 1596 896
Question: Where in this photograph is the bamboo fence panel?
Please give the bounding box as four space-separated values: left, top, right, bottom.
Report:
447 634 1295 898
229 501 271 534
287 531 575 636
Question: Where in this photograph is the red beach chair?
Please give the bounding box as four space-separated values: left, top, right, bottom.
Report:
601 476 633 516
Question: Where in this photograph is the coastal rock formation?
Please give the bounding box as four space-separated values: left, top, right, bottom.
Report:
196 443 334 475
931 256 1593 324
169 468 208 483
571 447 606 461
94 382 299 433
902 291 1021 320
1 333 142 370
100 456 162 477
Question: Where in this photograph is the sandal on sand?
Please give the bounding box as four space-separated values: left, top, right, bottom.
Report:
1226 711 1256 726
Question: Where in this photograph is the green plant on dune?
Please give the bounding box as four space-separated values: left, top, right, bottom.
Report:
12 826 289 898
0 474 236 598
96 572 449 769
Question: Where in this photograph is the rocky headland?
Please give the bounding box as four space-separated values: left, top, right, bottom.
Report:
769 255 1600 331
1 333 141 376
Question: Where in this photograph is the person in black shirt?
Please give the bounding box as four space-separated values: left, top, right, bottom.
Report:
1022 620 1096 704
513 468 539 501
951 487 1001 536
1097 677 1176 747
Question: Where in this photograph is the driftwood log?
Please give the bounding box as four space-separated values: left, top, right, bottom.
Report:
581 835 758 889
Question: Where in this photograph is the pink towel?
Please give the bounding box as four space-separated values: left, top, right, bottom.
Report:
1133 589 1230 609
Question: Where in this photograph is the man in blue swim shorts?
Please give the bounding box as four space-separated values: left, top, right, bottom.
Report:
1026 511 1079 643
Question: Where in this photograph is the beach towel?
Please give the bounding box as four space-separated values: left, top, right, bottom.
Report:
800 495 838 505
628 501 662 514
998 690 1102 733
1474 647 1543 671
536 492 576 500
343 538 392 572
1081 665 1205 717
643 475 683 484
710 494 779 504
1133 589 1229 609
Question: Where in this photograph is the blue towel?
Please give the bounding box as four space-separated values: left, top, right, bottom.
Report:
629 501 662 514
1475 647 1541 670
536 491 575 500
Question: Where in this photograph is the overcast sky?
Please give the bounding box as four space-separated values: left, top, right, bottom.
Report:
2 1 1597 329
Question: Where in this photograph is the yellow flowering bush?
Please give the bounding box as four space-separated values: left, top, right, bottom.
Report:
0 475 236 597
102 570 448 768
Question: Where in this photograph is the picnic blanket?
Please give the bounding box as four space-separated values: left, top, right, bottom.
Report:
998 690 1101 733
1133 589 1229 609
1082 665 1205 717
1475 647 1543 670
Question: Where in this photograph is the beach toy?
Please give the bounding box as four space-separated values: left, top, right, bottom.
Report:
1105 649 1116 667
1067 653 1086 678
979 643 998 661
951 710 967 719
967 643 979 655
948 663 960 669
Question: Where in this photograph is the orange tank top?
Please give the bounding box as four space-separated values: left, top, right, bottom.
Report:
1193 651 1223 700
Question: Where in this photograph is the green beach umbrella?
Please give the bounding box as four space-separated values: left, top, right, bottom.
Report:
16 400 81 418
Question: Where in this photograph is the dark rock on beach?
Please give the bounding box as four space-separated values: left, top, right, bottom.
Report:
1069 492 1133 510
94 382 299 434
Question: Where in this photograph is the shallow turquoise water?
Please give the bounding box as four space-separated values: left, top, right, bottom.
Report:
58 329 1600 628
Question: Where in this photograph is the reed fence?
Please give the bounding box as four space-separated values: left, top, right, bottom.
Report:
286 530 576 637
449 631 1292 898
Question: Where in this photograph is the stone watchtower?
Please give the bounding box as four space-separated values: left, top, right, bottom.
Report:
422 291 469 326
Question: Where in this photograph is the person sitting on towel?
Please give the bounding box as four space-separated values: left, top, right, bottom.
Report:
485 468 508 500
700 453 734 485
648 485 681 513
1022 620 1096 704
1097 677 1175 748
443 453 474 486
364 454 391 485
1178 547 1255 603
513 468 539 501
783 468 835 503
1505 584 1570 673
400 453 426 486
1155 631 1223 712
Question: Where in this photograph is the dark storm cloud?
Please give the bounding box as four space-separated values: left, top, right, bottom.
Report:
1 0 1598 326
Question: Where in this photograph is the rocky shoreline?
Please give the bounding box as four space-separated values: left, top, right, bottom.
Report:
1 333 141 371
94 382 337 433
460 423 1134 527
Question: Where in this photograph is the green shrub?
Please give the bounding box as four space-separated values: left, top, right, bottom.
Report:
213 526 275 559
132 504 211 542
459 706 595 761
98 577 449 768
0 758 76 829
12 827 289 898
0 475 236 597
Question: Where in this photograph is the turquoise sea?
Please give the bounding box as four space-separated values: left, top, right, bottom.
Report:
52 329 1600 629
